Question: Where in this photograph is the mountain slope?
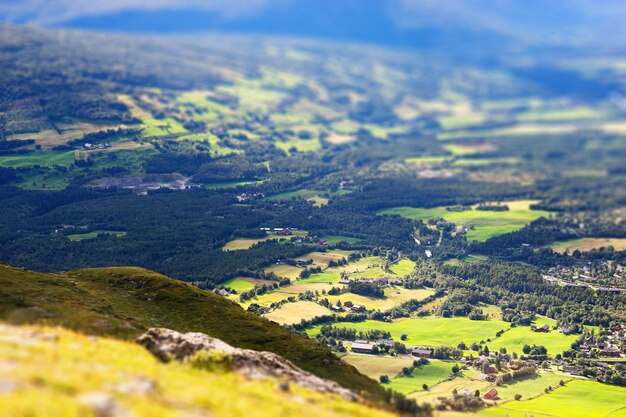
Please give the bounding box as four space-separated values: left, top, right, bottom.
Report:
0 262 386 402
0 323 395 417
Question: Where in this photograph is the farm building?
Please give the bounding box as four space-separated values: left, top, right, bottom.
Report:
376 338 394 347
601 346 621 358
411 347 432 358
351 342 374 354
533 324 550 332
483 389 498 400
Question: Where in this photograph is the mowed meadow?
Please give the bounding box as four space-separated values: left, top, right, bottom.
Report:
378 200 551 242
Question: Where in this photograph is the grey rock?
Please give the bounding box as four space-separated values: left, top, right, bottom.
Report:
137 327 357 401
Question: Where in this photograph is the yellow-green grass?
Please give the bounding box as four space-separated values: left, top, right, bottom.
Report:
439 114 486 130
295 251 354 268
363 124 408 139
176 90 230 112
342 354 414 380
437 123 578 141
551 237 626 253
264 264 303 280
0 263 387 400
204 180 259 189
442 143 496 156
408 373 490 404
240 282 340 307
332 120 361 134
319 235 361 244
482 379 626 417
378 200 550 242
485 318 578 356
175 132 236 155
0 150 76 168
451 157 520 167
266 189 323 201
264 301 334 325
299 271 342 284
140 117 187 137
388 360 459 394
67 230 126 241
222 277 257 292
308 317 510 347
308 195 329 207
217 85 284 110
275 137 321 153
516 106 608 122
0 324 393 417
389 259 416 276
324 287 434 312
222 231 307 251
329 256 383 274
405 156 452 166
494 371 571 401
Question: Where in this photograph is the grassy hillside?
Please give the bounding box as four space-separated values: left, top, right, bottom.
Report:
0 323 395 417
0 262 386 402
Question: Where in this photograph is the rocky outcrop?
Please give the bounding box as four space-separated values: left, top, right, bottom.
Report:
137 327 357 401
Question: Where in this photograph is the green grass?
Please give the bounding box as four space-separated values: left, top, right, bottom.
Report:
266 189 323 201
495 372 570 401
319 236 361 244
482 379 626 417
0 150 76 168
264 301 333 325
550 237 626 253
308 317 510 347
299 271 342 284
0 324 393 417
517 106 608 122
67 230 126 241
342 354 414 380
222 278 256 292
485 317 578 355
140 117 187 137
0 262 386 401
389 259 416 276
451 157 520 167
387 360 459 394
405 156 452 165
378 200 550 242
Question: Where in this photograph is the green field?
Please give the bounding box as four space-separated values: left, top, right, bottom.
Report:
266 189 323 201
389 259 417 276
298 270 342 283
482 380 626 417
324 287 434 311
264 301 333 325
319 235 361 244
494 372 570 401
264 264 303 279
342 354 414 380
378 200 550 242
485 317 578 355
551 237 626 253
0 150 76 168
308 317 510 347
222 277 257 292
67 230 126 241
388 360 459 394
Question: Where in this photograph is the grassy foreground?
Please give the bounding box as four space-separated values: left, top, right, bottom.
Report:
0 262 386 402
0 323 394 417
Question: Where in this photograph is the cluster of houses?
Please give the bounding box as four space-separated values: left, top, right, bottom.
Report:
338 276 402 286
259 227 298 236
236 192 264 202
83 142 111 150
331 300 366 313
543 262 626 292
